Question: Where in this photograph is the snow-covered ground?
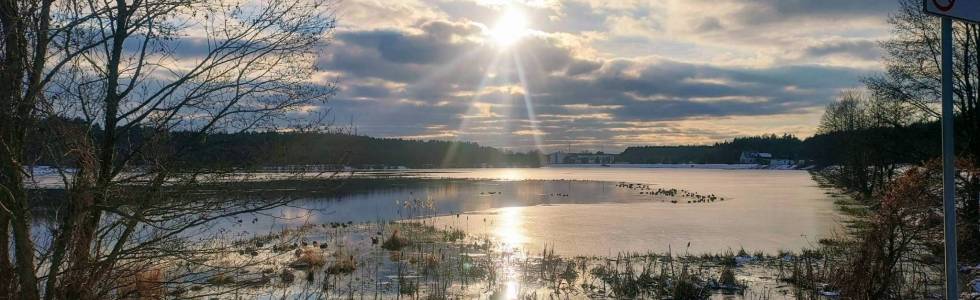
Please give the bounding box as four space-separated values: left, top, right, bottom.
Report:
22 166 72 188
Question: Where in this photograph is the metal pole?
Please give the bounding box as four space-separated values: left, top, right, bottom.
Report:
940 16 959 300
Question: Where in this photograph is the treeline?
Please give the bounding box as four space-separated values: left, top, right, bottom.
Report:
803 121 940 167
618 124 944 167
27 123 544 169
619 134 803 164
32 117 940 169
173 131 544 168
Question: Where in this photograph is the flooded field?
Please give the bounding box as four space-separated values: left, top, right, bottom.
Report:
226 168 843 256
28 167 846 299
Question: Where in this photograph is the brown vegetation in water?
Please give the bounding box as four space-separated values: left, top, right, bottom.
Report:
327 254 357 275
291 247 327 269
116 268 165 299
382 228 411 251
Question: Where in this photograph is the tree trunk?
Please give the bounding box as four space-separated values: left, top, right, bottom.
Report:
0 0 40 297
0 214 12 299
42 187 85 300
61 157 100 300
62 3 130 299
10 196 39 300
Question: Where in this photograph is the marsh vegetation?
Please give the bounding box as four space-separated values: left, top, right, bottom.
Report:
144 215 853 299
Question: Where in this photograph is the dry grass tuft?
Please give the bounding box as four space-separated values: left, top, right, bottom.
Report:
327 254 357 275
118 268 165 299
381 228 410 251
290 247 326 269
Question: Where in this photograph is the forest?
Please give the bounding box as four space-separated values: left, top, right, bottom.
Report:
170 131 545 168
619 134 804 164
25 120 940 169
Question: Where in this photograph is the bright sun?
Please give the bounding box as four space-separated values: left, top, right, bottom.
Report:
490 9 528 48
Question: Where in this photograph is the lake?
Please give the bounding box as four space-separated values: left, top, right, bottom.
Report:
229 167 844 256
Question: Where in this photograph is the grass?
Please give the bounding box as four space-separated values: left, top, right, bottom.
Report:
206 273 236 285
117 268 165 299
290 247 326 268
175 212 834 299
326 255 356 275
381 228 410 251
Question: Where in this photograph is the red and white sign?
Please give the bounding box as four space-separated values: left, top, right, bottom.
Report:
925 0 980 23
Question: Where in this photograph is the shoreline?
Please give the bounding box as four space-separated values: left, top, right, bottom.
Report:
544 163 806 170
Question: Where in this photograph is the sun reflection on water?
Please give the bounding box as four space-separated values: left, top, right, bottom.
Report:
495 206 527 300
504 279 519 299
497 169 527 181
495 206 527 249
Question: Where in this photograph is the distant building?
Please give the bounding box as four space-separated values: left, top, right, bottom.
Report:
739 151 797 166
739 152 773 164
769 159 795 166
547 151 567 164
547 151 616 165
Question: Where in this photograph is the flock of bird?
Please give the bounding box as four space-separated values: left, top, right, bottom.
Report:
477 183 723 203
617 182 726 204
270 240 330 253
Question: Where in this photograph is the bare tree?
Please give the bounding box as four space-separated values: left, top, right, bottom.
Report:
865 0 980 158
818 91 869 135
1 0 58 297
817 91 909 198
863 0 980 263
3 0 338 299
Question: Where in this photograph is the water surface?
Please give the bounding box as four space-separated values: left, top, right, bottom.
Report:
418 168 843 256
230 168 842 256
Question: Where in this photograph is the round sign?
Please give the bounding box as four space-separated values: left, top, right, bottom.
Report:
933 0 956 11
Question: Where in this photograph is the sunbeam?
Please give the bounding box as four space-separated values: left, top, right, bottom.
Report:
411 47 487 90
513 52 546 157
440 51 505 167
439 5 547 162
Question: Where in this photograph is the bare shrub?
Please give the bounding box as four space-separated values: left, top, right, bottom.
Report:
835 159 978 298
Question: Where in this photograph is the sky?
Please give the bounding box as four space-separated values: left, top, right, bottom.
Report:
314 0 899 152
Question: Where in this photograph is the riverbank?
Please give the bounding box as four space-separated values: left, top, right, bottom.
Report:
547 164 809 170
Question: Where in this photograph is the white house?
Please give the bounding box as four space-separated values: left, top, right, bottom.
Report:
738 152 773 164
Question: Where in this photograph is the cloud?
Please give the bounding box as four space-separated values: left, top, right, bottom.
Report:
303 0 895 151
695 17 723 32
731 0 899 24
803 39 881 60
565 59 602 76
337 20 483 64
